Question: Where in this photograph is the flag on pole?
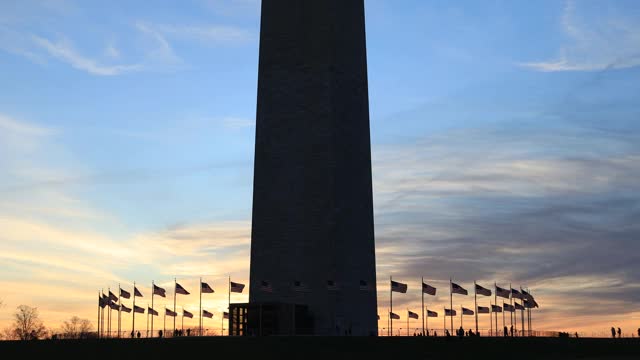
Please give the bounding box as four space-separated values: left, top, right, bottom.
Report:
327 280 339 291
445 309 457 316
108 291 118 302
475 284 492 296
230 281 245 293
259 280 273 293
183 310 194 318
134 287 143 297
99 295 107 308
496 285 510 299
391 280 408 293
491 304 503 313
223 312 229 319
511 288 523 299
390 312 400 320
120 304 132 313
427 310 438 317
522 289 536 302
201 282 214 294
477 306 490 314
515 303 525 311
408 310 419 319
359 280 371 291
462 307 474 315
175 282 190 295
148 307 159 316
503 303 515 312
202 310 213 318
109 301 119 310
120 288 131 299
451 282 468 295
134 305 145 314
292 281 310 292
422 282 437 295
153 284 166 297
166 308 177 317
524 299 539 309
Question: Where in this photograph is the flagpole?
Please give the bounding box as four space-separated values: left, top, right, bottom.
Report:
460 305 463 329
118 283 122 338
389 276 393 337
182 307 184 333
101 289 105 338
510 282 513 336
425 306 428 335
164 307 166 337
443 306 445 336
490 300 493 336
97 291 101 339
151 281 155 338
502 301 506 336
173 278 177 334
474 281 478 335
132 282 136 338
146 304 149 338
494 282 497 337
520 286 525 337
108 287 112 338
449 278 453 334
199 277 202 336
421 277 424 336
407 309 409 336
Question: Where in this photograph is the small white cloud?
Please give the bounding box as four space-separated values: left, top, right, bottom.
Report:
104 42 120 59
222 117 254 129
31 35 141 76
521 0 640 72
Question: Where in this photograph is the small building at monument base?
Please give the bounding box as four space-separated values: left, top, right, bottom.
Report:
229 303 314 336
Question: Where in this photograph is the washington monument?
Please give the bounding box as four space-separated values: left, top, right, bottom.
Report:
247 0 378 336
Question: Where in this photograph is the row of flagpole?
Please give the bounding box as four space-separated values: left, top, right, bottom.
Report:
388 278 539 337
97 277 246 338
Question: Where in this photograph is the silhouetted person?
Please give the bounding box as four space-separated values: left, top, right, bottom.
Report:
458 326 464 339
130 331 134 338
137 331 141 338
575 332 579 338
469 329 474 337
158 330 163 338
187 328 191 337
445 329 450 337
510 325 514 337
617 328 622 338
611 327 616 338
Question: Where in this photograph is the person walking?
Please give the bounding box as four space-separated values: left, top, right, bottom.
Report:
611 327 616 338
617 327 622 338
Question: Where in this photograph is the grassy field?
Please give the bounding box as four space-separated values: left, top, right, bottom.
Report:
1 336 638 359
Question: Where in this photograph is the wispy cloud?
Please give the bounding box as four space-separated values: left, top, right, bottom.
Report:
31 35 142 76
139 22 253 45
521 0 640 72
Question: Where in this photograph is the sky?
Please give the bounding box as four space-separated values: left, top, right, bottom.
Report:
1 0 639 337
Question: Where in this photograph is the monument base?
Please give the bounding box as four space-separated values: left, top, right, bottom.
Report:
229 303 314 336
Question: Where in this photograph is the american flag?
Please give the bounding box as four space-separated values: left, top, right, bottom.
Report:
391 280 408 293
475 284 492 297
524 299 539 309
108 301 119 310
462 307 474 316
259 280 273 293
491 304 503 313
515 302 525 310
230 281 245 293
422 282 436 295
427 310 438 317
108 291 118 302
503 303 515 312
451 282 468 295
444 308 457 316
120 288 131 299
165 308 177 317
359 280 371 291
183 309 193 318
522 289 535 302
148 307 158 316
120 304 132 313
477 306 490 314
389 312 400 320
293 281 310 292
511 288 523 300
134 305 145 314
175 282 190 295
153 284 166 297
98 295 107 308
495 285 510 299
223 312 229 319
134 287 143 297
201 282 214 294
327 280 339 291
202 310 213 318
408 310 419 319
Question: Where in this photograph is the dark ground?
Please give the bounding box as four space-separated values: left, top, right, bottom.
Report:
1 336 638 359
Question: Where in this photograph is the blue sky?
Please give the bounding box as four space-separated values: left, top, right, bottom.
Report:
1 0 639 336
